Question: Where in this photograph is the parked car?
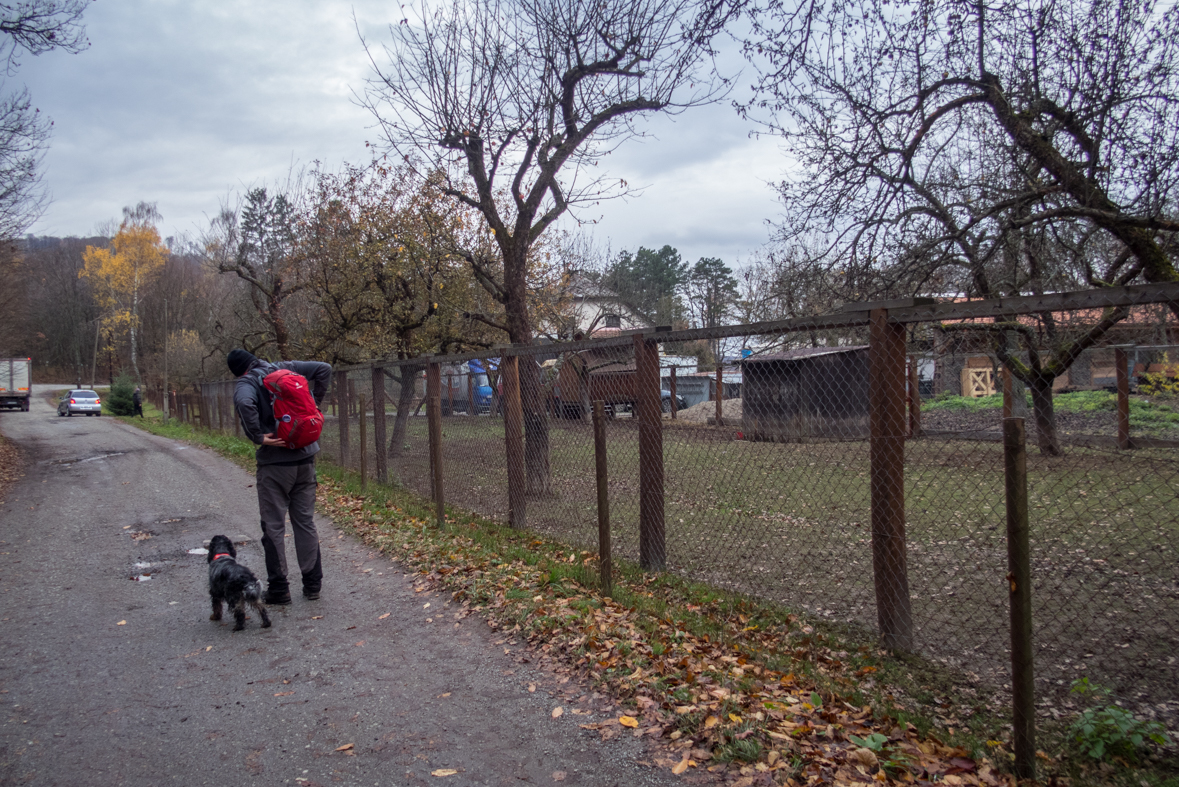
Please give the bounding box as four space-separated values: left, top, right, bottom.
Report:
661 390 688 413
58 390 102 417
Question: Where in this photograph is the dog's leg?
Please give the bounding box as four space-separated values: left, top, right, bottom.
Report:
254 600 272 629
210 597 223 622
232 599 246 631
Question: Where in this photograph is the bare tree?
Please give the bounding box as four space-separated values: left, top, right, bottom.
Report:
362 0 736 493
0 1 91 241
743 0 1179 454
206 187 308 360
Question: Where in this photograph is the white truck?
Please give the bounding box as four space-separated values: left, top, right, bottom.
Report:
0 358 31 411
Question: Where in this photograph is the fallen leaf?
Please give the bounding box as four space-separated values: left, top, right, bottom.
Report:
311 615 323 620
274 691 294 697
552 772 566 781
379 613 391 620
335 743 354 751
850 748 878 770
355 641 365 646
116 620 126 626
438 692 451 698
431 768 458 777
704 715 719 729
618 715 639 728
552 707 563 718
672 756 690 775
205 646 212 651
528 683 536 693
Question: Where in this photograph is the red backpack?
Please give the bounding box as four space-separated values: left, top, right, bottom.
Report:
259 368 323 449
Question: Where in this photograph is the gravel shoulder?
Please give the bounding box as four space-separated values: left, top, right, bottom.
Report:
0 385 710 787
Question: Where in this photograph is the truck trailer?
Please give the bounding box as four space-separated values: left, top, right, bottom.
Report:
0 358 31 411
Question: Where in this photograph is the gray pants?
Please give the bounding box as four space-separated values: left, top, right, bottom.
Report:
256 461 322 595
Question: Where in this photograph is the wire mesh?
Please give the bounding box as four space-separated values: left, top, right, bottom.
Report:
189 287 1179 729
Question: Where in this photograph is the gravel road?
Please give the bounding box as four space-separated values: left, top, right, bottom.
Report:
0 386 701 787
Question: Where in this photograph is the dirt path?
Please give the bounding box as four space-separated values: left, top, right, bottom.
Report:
0 386 706 787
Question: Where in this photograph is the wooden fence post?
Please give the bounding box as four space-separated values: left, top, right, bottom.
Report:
358 393 368 491
669 366 677 419
715 362 724 427
337 373 351 467
635 334 666 571
908 356 922 437
1116 347 1131 450
372 366 388 483
593 400 612 597
869 308 913 651
1004 417 1036 781
427 362 445 527
502 355 526 528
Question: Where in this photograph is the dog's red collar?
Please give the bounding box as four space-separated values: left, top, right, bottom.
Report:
211 553 232 560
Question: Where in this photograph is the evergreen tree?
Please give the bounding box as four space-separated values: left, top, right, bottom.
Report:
106 373 135 416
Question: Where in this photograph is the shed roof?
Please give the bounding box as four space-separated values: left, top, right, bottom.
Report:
741 345 868 363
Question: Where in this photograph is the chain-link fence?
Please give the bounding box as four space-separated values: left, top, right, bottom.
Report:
190 284 1179 741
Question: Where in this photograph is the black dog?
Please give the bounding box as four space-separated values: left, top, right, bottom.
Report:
207 535 271 631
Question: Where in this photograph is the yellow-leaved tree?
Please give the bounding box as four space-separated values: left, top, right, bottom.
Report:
81 202 167 382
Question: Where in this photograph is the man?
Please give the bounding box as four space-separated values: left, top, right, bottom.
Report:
132 386 144 417
228 348 332 605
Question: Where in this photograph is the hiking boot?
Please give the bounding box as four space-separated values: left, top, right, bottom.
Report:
303 589 320 600
265 590 292 605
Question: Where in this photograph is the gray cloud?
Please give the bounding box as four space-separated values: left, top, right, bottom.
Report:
20 0 785 265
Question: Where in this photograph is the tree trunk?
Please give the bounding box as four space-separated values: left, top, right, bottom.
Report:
270 283 290 360
130 281 141 382
1029 377 1061 456
578 363 592 422
522 361 552 497
387 366 420 458
502 239 552 498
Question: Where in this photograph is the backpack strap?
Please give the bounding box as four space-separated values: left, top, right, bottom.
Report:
248 366 276 429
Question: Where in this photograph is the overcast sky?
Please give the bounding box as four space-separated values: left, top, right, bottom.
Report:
19 0 786 268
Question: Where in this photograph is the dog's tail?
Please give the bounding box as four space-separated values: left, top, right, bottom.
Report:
243 579 265 604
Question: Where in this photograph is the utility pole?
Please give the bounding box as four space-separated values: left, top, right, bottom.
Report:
163 299 169 422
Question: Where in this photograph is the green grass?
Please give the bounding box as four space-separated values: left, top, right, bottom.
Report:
924 390 1179 431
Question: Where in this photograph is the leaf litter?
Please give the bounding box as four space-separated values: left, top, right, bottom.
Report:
318 477 1012 786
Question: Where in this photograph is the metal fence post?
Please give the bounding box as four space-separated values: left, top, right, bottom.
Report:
372 366 388 483
1004 417 1036 781
1116 347 1131 450
502 355 526 528
358 393 367 491
635 334 666 571
869 308 913 651
593 400 612 597
427 362 444 527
